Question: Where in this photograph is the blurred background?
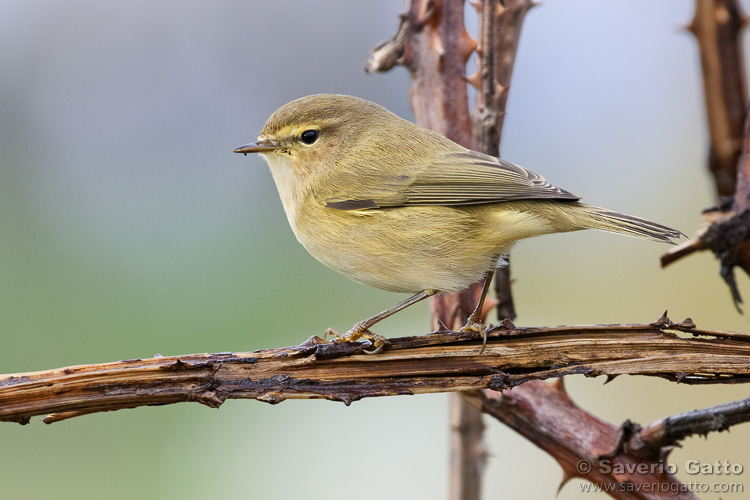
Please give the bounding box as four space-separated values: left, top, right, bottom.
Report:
2 1 750 498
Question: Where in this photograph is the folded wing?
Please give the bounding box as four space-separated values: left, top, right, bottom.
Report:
323 150 579 210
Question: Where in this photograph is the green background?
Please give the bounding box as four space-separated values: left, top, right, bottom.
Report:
2 1 750 498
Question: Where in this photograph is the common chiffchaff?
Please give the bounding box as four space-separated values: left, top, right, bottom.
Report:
234 94 681 353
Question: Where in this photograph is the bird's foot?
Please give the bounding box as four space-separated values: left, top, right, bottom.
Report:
459 319 489 354
324 322 387 355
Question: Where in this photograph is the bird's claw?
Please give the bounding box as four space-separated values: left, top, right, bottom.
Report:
324 325 387 354
459 320 490 354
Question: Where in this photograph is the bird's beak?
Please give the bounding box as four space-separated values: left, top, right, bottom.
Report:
233 139 280 155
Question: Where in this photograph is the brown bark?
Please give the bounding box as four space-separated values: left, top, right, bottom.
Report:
469 0 535 327
688 0 747 198
2 317 750 426
367 2 485 497
463 382 699 500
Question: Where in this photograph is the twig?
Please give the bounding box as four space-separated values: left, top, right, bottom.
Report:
636 397 750 454
660 235 706 268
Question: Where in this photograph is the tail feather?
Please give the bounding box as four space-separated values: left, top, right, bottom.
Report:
580 205 684 244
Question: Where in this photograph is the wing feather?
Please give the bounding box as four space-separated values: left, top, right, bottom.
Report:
323 149 579 210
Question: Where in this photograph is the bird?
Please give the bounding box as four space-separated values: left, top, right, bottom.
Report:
234 94 682 354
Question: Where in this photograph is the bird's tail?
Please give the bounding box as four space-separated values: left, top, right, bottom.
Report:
576 204 683 244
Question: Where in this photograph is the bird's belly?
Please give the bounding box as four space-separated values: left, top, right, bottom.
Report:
294 205 508 293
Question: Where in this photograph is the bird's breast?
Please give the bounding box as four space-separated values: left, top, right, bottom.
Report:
292 203 507 294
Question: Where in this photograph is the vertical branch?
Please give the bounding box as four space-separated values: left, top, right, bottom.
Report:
688 0 747 198
470 0 534 156
367 0 478 146
469 0 535 321
449 393 487 500
366 2 485 498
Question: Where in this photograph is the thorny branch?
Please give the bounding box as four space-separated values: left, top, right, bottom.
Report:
367 2 539 497
635 397 750 454
661 0 750 308
464 383 701 500
367 2 486 498
3 315 750 428
689 0 747 198
367 2 538 497
468 0 535 324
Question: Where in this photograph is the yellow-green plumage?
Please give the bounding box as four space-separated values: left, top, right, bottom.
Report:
234 94 681 349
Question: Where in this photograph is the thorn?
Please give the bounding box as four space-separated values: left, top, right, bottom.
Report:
458 29 478 63
650 311 671 327
498 317 517 330
417 0 438 27
719 261 744 313
684 19 698 35
493 83 508 104
603 374 619 385
495 2 506 18
552 377 567 395
466 69 482 90
435 320 451 333
557 470 575 495
675 317 696 329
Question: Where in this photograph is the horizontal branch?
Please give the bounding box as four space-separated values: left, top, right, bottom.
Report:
2 313 750 425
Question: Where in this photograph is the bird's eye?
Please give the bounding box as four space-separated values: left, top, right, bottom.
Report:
300 129 319 145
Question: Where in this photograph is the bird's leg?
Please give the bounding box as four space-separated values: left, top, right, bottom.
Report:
325 289 438 354
459 270 495 353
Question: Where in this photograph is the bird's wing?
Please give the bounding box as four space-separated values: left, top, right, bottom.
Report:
322 149 580 210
